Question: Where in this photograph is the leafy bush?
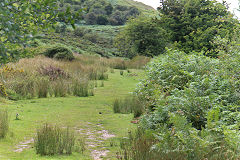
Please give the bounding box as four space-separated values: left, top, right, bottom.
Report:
43 45 74 61
0 110 8 139
131 50 240 159
35 123 75 156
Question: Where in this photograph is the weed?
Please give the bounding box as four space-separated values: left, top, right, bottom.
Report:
0 109 8 138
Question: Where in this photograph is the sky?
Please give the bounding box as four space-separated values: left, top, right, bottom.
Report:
134 0 240 19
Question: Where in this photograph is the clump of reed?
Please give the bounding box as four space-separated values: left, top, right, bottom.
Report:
35 123 75 156
118 127 158 160
113 96 144 118
0 109 9 138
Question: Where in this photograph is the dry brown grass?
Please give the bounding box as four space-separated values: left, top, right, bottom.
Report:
2 54 150 99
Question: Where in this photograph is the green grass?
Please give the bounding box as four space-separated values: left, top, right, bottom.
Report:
0 69 142 159
107 0 157 15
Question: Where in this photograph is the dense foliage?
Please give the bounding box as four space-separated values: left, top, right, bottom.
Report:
123 50 240 159
0 0 80 62
115 16 169 58
116 0 239 57
61 0 140 25
158 0 239 57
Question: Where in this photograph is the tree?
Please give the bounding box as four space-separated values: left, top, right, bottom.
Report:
96 15 109 25
0 0 80 62
115 16 169 58
105 3 113 15
158 0 239 57
109 11 125 25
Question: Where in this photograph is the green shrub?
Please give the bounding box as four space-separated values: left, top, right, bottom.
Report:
133 50 240 159
73 27 87 37
35 123 75 156
0 110 8 139
44 45 74 61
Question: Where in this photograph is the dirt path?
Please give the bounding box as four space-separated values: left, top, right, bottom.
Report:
14 138 34 153
76 122 115 160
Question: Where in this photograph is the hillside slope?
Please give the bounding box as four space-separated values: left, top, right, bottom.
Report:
108 0 157 15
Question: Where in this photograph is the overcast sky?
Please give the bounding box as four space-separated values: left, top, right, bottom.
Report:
134 0 240 18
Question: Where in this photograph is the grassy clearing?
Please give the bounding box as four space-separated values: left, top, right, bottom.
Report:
0 67 142 159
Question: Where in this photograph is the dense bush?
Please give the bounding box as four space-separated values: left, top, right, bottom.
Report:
137 50 240 129
120 50 240 159
35 123 75 156
43 45 74 61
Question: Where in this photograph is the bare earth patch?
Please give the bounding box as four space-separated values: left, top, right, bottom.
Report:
14 138 34 153
76 123 115 160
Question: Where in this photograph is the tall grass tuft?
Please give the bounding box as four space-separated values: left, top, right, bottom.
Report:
113 96 144 118
72 79 91 97
118 128 159 160
35 123 75 156
0 109 9 138
50 80 68 97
